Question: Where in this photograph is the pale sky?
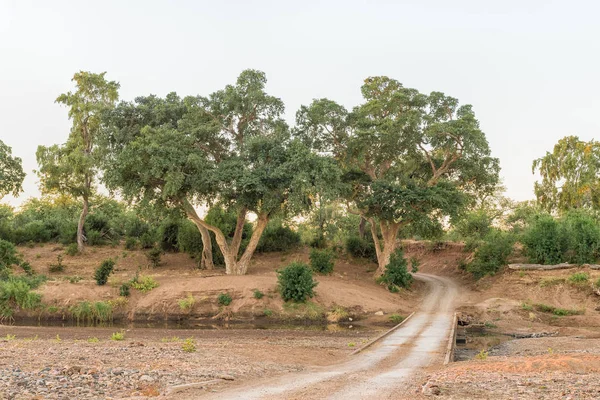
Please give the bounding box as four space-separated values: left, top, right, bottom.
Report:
1 0 599 207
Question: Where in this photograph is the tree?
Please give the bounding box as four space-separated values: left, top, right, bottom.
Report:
533 136 600 212
296 77 499 275
102 70 331 275
37 71 119 252
0 140 25 199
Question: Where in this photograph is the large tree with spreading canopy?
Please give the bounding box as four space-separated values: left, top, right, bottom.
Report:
37 71 119 252
101 70 333 275
295 77 499 275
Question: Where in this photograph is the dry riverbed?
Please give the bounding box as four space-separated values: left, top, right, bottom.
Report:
0 326 376 399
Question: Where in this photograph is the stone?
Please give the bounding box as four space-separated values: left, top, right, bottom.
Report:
374 311 384 316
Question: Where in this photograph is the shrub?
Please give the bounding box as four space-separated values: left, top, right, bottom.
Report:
20 262 34 276
568 272 589 284
48 255 65 273
378 249 413 291
0 239 20 267
253 289 264 299
119 283 130 297
561 211 600 264
69 301 113 324
124 237 138 251
65 243 79 256
345 236 376 261
217 293 232 306
410 256 420 273
131 276 159 293
522 214 566 264
389 314 404 324
0 277 42 318
178 294 196 311
277 262 317 302
146 247 162 267
111 331 125 341
86 230 105 246
94 259 115 286
467 230 515 279
182 338 196 353
256 220 301 253
139 232 156 249
309 248 335 274
159 220 180 252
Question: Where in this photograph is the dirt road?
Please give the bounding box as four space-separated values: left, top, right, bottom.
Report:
192 273 458 400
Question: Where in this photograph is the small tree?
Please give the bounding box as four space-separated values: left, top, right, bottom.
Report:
278 262 318 302
378 249 413 291
37 71 119 252
94 259 115 285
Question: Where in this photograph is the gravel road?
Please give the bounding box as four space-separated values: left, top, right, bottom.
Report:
192 273 458 400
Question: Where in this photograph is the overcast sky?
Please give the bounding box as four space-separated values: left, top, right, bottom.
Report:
1 0 599 207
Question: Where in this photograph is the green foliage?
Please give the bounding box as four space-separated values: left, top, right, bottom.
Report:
119 283 130 297
86 230 104 246
69 301 113 324
533 136 600 212
217 293 232 306
182 338 196 353
111 331 125 341
253 289 264 299
455 210 492 241
65 243 79 256
159 220 180 252
178 294 196 311
277 262 318 302
410 256 420 273
0 239 20 268
139 232 156 249
345 236 376 261
256 220 301 253
131 275 159 293
378 249 413 291
146 247 162 267
20 262 34 276
561 211 600 264
521 214 566 265
534 303 584 316
177 220 203 261
0 277 42 318
568 272 589 284
389 314 404 324
309 248 335 274
466 230 514 278
48 255 65 273
0 139 25 199
124 237 137 250
94 259 115 285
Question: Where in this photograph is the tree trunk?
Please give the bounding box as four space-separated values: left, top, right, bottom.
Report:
191 221 213 270
358 217 366 239
371 220 401 277
229 213 269 275
77 195 89 253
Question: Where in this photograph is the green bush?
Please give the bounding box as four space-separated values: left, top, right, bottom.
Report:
48 255 65 273
455 211 492 241
124 237 138 251
467 230 515 279
139 232 156 249
131 275 159 293
378 249 413 291
568 272 589 284
86 230 105 246
119 283 130 297
0 276 44 318
0 239 20 268
20 262 34 276
146 247 162 267
159 220 180 252
561 211 600 264
177 221 203 262
345 236 376 261
217 293 232 306
277 262 318 302
94 259 115 286
256 220 301 253
253 289 264 299
522 214 566 264
65 243 79 256
309 248 335 274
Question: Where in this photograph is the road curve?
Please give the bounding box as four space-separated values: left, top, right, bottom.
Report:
197 273 458 400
